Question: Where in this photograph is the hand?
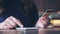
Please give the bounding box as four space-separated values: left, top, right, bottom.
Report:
35 16 49 28
0 16 23 29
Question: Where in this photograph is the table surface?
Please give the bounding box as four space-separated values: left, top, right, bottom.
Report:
0 28 60 34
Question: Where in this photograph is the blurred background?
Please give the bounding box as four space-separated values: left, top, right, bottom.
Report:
34 0 60 19
0 0 60 16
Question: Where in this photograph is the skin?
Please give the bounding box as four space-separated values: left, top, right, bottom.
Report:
35 16 49 28
0 16 23 29
0 16 48 29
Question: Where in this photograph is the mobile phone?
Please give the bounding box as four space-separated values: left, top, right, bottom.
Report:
41 9 54 17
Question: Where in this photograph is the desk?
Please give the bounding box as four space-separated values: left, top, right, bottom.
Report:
0 28 60 34
38 28 60 34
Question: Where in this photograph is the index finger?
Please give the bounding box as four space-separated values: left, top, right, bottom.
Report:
9 16 24 28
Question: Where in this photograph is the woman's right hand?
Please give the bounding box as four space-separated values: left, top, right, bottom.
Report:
0 16 24 29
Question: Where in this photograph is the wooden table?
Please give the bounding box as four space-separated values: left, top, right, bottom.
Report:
0 28 60 34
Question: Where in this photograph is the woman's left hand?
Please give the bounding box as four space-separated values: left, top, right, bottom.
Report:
35 16 49 28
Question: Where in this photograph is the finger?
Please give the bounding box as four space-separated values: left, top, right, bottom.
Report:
36 19 44 28
3 24 9 29
40 17 48 25
6 22 13 28
4 17 16 28
9 16 23 28
36 17 47 27
36 23 44 28
7 18 17 27
16 19 23 27
42 18 48 23
40 19 46 26
0 23 8 29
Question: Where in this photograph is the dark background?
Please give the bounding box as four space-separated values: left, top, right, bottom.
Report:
0 0 60 12
34 0 60 12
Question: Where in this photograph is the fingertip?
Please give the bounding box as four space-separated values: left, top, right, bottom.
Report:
19 25 24 28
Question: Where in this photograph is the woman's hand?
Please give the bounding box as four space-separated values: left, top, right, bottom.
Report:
0 16 23 29
35 16 49 28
